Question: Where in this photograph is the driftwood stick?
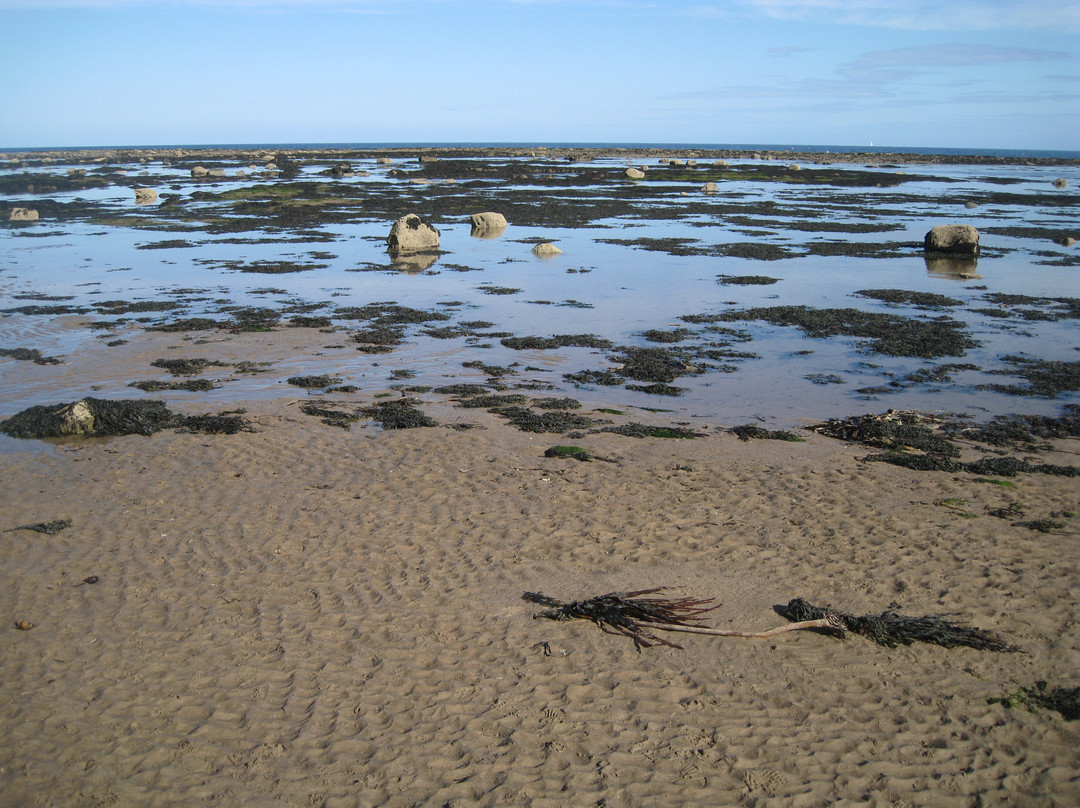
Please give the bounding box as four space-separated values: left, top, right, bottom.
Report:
648 615 846 639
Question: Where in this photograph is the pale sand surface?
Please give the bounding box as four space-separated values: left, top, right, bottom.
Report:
2 399 1079 807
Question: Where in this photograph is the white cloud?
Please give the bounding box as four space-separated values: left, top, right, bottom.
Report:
739 0 1080 32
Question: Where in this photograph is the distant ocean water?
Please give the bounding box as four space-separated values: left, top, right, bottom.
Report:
3 142 1079 160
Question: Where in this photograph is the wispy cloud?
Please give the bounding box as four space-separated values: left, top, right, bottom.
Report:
738 0 1080 32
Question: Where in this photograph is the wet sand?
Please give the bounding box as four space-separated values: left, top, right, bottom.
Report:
1 388 1078 807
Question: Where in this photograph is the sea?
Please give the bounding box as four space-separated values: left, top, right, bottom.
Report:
1 142 1078 440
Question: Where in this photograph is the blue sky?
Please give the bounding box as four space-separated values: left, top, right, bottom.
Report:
1 0 1077 151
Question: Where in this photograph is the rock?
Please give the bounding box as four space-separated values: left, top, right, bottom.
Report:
924 224 979 255
419 155 438 163
470 212 508 239
377 157 394 165
713 160 730 167
964 201 979 209
134 188 158 205
701 182 720 193
66 168 86 177
386 214 440 254
190 165 208 178
625 167 646 179
1060 236 1077 247
531 242 562 257
1052 177 1067 188
9 207 38 221
207 168 226 178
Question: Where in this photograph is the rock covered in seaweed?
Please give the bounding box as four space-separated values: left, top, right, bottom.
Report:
387 214 440 255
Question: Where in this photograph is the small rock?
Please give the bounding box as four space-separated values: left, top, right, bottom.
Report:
625 167 646 179
532 243 562 257
134 188 158 205
190 165 208 178
9 207 38 221
701 182 720 193
1052 177 1067 188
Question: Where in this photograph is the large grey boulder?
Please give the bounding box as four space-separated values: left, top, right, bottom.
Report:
470 211 507 239
387 214 440 254
924 224 979 255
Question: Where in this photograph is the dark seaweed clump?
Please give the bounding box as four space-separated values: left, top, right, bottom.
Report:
129 379 218 392
982 357 1080 399
867 453 1079 478
945 407 1080 448
288 375 342 389
544 445 592 461
784 598 1020 652
501 334 613 350
490 406 600 433
812 412 959 457
728 424 805 442
299 402 361 429
456 394 528 409
533 397 582 410
598 424 700 439
608 346 703 383
696 306 976 358
151 358 227 376
0 347 63 365
361 399 437 429
855 289 963 308
991 682 1080 721
433 384 490 396
717 275 779 285
0 398 250 439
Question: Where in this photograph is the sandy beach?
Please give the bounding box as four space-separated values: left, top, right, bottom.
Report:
1 388 1078 807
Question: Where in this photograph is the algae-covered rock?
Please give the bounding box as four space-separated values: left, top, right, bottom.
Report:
0 398 180 438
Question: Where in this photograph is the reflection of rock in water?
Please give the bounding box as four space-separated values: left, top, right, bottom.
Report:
392 252 439 273
925 256 981 280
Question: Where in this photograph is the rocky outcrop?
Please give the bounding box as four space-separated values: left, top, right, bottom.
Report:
9 207 38 221
387 214 440 254
470 212 508 239
924 224 979 255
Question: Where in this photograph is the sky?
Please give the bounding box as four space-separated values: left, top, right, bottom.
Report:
1 0 1077 151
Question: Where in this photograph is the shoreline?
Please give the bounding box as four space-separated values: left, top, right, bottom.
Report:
4 145 1080 167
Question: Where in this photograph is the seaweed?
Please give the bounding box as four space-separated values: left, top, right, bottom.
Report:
532 397 582 410
299 402 360 429
728 424 805 442
287 375 342 389
456 394 528 409
991 682 1080 720
151 358 227 376
711 305 976 358
0 398 181 438
361 398 437 429
490 406 599 433
598 423 699 439
983 357 1080 398
855 289 963 308
812 411 959 457
783 598 1020 652
544 445 593 461
6 519 72 535
180 414 251 435
501 334 613 350
717 275 779 285
129 379 217 392
433 384 490 396
0 347 63 365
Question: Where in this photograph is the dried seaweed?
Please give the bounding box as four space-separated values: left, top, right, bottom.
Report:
6 519 72 535
524 589 842 652
783 598 1020 652
991 681 1080 720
